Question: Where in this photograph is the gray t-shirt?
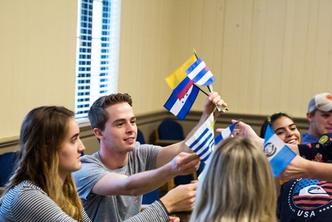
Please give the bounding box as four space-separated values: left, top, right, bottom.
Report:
73 142 168 222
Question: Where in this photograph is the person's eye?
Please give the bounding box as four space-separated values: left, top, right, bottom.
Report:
116 122 124 127
276 130 284 135
131 119 136 124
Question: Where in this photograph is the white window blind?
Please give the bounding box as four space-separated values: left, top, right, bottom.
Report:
75 0 121 120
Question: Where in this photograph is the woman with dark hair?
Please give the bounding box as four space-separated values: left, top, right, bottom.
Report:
265 113 332 222
260 112 300 144
248 113 332 222
0 106 88 221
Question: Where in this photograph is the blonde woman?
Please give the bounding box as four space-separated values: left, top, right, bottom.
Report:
190 136 277 222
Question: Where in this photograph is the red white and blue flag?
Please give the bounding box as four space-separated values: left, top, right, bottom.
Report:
164 77 199 120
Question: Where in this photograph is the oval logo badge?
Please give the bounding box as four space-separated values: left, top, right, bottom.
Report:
264 142 277 157
319 135 328 145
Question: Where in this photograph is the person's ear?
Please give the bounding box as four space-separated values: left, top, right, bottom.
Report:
307 112 314 122
93 128 103 140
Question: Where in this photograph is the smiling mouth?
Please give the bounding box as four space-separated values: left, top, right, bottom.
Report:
286 139 298 144
124 137 135 142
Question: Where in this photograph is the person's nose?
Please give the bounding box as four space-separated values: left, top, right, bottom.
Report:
285 128 293 137
125 122 135 133
78 138 85 152
327 116 332 125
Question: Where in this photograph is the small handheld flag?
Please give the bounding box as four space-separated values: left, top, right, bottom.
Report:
165 55 197 89
186 58 215 86
164 52 225 118
185 113 215 162
264 124 296 177
164 77 199 120
214 123 236 149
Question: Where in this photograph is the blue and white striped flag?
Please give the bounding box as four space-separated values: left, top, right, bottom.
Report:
185 113 214 162
264 124 296 177
214 123 236 149
186 58 215 86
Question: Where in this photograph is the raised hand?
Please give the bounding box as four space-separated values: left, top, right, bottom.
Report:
203 92 227 115
232 120 263 143
168 216 180 222
168 152 200 176
160 181 197 213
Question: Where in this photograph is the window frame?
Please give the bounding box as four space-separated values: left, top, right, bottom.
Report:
75 0 121 123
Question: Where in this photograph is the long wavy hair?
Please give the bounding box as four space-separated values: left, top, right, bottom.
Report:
6 106 83 220
190 136 276 222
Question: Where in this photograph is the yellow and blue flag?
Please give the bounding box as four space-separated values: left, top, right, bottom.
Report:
165 54 216 88
165 55 197 89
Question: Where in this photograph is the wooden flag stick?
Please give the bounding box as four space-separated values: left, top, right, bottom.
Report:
193 49 199 59
196 85 209 96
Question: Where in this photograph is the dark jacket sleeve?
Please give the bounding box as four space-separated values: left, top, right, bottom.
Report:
298 133 332 162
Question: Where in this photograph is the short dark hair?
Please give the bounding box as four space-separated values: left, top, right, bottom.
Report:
88 93 132 130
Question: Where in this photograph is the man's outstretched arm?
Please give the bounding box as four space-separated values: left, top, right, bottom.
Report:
233 120 332 181
92 152 199 196
280 155 332 181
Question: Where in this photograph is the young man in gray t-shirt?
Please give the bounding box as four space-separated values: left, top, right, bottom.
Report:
74 92 223 222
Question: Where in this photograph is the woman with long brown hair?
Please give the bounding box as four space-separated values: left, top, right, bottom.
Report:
0 106 88 221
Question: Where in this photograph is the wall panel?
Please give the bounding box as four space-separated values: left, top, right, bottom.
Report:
0 0 77 140
2 0 332 142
